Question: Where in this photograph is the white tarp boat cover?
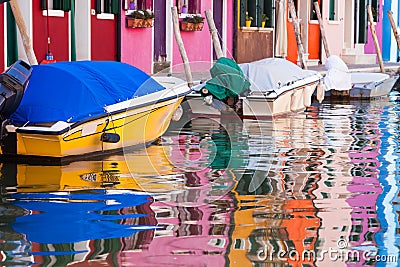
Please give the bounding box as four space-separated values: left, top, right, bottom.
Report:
239 58 319 94
351 72 389 85
324 55 352 91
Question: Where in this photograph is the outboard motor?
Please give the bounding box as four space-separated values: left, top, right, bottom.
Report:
0 60 32 120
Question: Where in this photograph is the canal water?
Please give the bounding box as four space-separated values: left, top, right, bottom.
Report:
0 95 399 266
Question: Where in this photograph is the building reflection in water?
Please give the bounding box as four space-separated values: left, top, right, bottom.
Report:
0 99 399 266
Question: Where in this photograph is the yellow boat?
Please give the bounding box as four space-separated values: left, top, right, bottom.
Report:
5 145 178 193
0 60 190 161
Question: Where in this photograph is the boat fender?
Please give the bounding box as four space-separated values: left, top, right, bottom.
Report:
101 133 120 143
204 95 213 105
316 83 325 103
290 92 296 112
303 85 313 107
172 105 183 121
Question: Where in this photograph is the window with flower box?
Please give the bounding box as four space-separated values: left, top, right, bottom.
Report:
124 0 154 28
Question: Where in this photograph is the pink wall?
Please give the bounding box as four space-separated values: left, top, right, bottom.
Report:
226 0 234 58
172 1 212 68
121 12 153 74
364 0 383 57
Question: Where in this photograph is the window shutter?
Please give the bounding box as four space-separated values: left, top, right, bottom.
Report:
255 0 263 27
104 0 111 13
239 0 246 27
329 0 335 20
95 0 102 14
54 0 62 10
263 0 274 28
248 0 257 27
62 0 71 11
111 0 119 14
40 0 47 10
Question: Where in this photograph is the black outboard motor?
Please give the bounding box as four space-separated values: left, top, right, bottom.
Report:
0 60 32 120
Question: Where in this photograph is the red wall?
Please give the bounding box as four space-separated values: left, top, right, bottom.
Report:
0 6 5 71
90 0 117 61
33 4 69 63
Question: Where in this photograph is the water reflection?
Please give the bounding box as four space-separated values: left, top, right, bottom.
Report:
0 97 400 266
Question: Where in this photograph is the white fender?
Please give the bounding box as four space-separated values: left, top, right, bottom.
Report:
303 85 313 107
316 83 325 103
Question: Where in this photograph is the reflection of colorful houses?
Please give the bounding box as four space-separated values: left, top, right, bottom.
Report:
228 115 324 266
313 105 354 267
121 134 235 266
347 106 383 264
374 105 400 263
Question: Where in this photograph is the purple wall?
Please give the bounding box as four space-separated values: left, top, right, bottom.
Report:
364 0 383 57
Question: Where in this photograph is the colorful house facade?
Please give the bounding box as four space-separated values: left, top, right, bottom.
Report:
121 0 235 74
382 0 400 62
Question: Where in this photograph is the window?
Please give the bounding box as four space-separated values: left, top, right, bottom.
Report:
40 0 71 11
95 0 119 14
329 0 337 21
175 0 201 14
124 0 153 11
288 0 299 19
371 0 379 22
240 0 275 28
310 0 321 21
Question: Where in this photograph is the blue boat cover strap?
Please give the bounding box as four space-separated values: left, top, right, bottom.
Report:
10 61 165 124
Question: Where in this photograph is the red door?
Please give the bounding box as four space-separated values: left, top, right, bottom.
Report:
286 0 321 64
90 0 117 61
32 3 69 63
308 0 321 61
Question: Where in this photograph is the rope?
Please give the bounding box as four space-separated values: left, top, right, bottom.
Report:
45 0 53 61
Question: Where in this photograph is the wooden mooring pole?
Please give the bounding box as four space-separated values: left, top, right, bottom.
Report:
171 6 193 88
205 10 224 59
9 0 38 65
387 11 400 50
288 0 307 69
367 5 385 73
313 1 330 58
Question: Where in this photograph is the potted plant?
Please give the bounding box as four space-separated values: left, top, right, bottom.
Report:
126 10 145 28
261 14 269 28
144 9 154 27
245 12 253 27
180 15 204 31
193 15 204 31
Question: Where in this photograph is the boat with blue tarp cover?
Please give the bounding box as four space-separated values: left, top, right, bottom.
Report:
0 60 191 161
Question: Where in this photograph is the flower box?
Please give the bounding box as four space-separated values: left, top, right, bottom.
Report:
126 17 153 28
180 21 204 32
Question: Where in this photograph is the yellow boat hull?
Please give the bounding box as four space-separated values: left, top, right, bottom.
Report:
12 97 183 158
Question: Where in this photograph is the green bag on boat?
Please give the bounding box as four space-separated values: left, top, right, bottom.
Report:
204 57 250 100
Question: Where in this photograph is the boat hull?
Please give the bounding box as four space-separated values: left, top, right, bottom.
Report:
351 75 398 98
2 97 183 159
242 84 316 117
186 82 318 117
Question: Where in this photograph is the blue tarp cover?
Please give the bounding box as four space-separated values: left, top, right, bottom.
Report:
10 61 165 124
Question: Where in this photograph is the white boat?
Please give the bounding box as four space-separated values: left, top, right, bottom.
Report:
323 55 399 99
185 57 324 117
350 72 398 98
